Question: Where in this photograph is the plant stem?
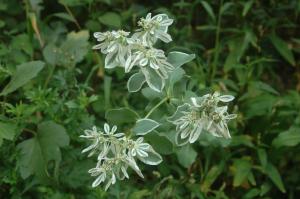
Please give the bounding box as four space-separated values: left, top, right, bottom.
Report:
44 64 56 88
63 4 81 30
210 0 223 82
145 97 168 119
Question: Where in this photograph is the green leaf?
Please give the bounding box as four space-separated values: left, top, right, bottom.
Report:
176 144 197 168
98 12 121 28
201 165 223 193
242 0 254 17
127 72 145 93
272 127 300 148
145 132 174 155
0 121 17 146
265 163 286 193
53 12 76 22
60 30 89 66
167 51 195 68
43 43 60 66
1 61 45 95
257 148 267 169
270 33 295 66
133 119 160 135
105 107 139 125
17 121 69 180
200 1 216 22
233 159 251 187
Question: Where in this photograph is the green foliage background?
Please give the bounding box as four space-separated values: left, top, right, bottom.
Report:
0 0 300 198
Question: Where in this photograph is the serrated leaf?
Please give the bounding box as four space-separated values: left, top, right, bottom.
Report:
266 163 286 193
133 119 160 135
127 72 145 92
167 51 195 68
270 33 295 66
17 121 69 180
105 107 139 125
1 61 45 95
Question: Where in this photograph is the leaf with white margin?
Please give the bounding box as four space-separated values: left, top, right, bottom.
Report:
168 103 191 122
218 95 235 102
137 146 162 165
133 119 160 135
141 67 164 92
127 72 146 92
167 51 195 68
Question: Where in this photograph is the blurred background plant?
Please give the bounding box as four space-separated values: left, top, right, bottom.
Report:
0 0 300 198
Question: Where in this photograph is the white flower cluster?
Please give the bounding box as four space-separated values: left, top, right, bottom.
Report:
80 123 162 190
168 92 237 145
93 13 174 92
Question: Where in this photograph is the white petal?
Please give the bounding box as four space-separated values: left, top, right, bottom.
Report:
104 123 110 134
219 95 235 102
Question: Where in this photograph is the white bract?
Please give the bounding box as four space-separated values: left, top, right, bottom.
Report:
168 92 237 145
93 13 175 92
80 123 162 190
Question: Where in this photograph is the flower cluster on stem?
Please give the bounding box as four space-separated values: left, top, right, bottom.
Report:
80 123 162 190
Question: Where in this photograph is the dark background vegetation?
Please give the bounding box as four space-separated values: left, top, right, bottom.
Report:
0 0 300 198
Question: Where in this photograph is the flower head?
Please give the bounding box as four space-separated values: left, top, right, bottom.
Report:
169 92 237 145
93 30 130 69
80 123 162 190
134 13 174 46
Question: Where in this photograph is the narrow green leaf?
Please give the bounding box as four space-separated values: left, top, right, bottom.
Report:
1 61 45 95
266 163 286 193
242 0 254 17
200 1 216 22
272 127 300 148
133 119 160 135
270 33 295 66
233 159 251 187
201 165 223 193
257 148 268 169
53 12 76 22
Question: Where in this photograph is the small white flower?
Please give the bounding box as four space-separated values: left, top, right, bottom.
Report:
125 47 173 76
130 137 150 157
169 93 237 144
93 30 131 69
133 13 173 46
80 123 162 190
